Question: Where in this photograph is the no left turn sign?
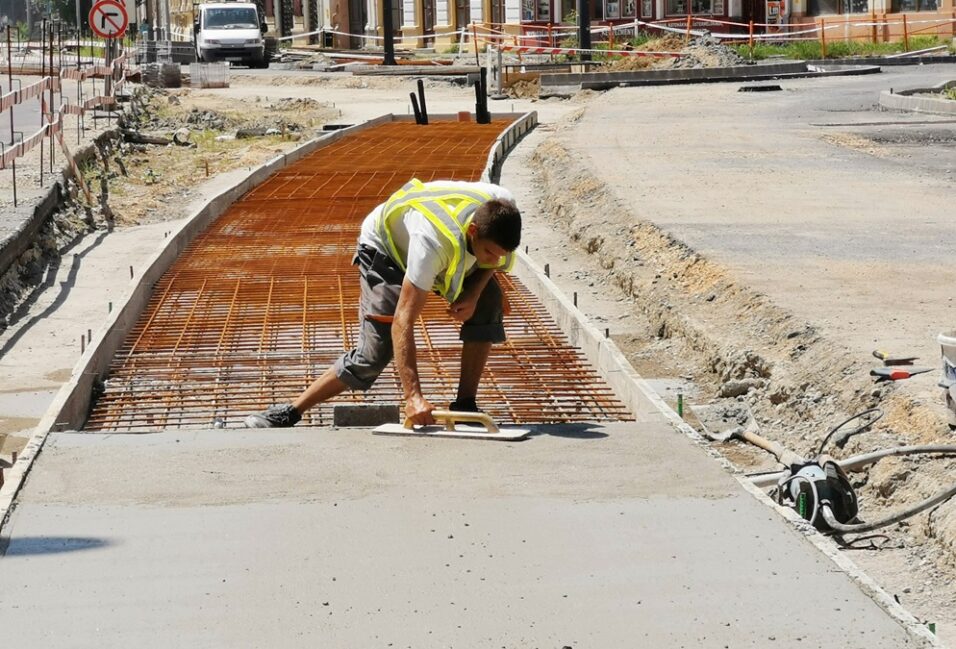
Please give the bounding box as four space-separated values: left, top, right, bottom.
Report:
89 0 129 39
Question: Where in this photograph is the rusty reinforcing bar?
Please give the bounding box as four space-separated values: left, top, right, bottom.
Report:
85 120 630 430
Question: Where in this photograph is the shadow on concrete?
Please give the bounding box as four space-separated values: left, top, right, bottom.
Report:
0 228 110 360
1 535 112 557
529 423 608 439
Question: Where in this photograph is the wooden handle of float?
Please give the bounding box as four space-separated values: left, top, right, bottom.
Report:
403 409 500 433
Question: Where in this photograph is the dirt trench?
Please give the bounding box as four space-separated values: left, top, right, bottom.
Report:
526 123 956 631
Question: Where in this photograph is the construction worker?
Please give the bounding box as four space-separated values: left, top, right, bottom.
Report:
244 178 522 428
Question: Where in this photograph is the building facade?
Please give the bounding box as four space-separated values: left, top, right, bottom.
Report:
310 0 954 48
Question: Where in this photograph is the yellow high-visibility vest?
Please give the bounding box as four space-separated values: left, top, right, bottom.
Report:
376 179 515 302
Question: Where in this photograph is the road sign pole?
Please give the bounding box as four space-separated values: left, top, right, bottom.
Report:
105 36 112 97
105 36 112 127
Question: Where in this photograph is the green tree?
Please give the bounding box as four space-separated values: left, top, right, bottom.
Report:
45 0 95 29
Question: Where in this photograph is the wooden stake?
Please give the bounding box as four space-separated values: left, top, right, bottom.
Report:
820 17 827 58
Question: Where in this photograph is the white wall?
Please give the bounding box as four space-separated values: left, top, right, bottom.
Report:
471 0 482 23
366 0 379 32
318 0 332 28
505 0 520 22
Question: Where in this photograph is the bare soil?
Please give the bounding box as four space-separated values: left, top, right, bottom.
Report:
97 88 340 226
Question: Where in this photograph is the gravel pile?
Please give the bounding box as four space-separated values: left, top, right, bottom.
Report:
665 33 747 69
601 32 747 73
267 97 325 111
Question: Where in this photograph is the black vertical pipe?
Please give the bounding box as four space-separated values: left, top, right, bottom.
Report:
49 21 55 172
473 75 483 123
409 92 422 124
40 19 45 188
416 79 428 125
577 0 591 62
382 0 397 65
477 67 490 124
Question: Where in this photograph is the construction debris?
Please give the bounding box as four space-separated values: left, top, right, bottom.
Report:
662 33 748 69
603 33 747 72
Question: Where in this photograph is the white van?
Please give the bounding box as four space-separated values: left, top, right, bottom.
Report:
194 2 268 68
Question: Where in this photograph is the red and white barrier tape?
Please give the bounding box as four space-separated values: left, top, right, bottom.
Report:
499 43 681 57
0 54 128 170
0 76 60 112
1 120 51 170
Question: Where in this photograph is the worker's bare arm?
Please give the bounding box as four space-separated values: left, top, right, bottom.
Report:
448 268 496 322
393 278 435 425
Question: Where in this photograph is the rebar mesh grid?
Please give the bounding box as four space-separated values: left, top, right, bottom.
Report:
85 121 630 430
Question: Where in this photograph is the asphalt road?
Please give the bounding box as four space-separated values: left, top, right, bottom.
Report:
564 64 956 361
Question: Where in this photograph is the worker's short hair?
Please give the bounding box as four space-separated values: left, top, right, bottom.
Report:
473 199 521 251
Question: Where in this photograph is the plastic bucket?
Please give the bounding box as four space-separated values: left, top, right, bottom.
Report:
939 330 956 386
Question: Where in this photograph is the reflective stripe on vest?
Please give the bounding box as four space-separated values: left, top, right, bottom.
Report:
376 179 510 301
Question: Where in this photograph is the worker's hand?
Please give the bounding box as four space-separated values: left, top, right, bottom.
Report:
447 294 478 322
405 393 436 426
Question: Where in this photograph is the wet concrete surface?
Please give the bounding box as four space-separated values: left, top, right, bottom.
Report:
0 424 926 648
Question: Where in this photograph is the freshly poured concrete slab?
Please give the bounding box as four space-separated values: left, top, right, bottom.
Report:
0 422 926 648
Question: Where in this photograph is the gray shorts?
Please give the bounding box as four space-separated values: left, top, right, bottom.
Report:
334 244 506 391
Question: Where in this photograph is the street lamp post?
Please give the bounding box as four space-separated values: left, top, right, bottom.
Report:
382 0 397 65
578 0 591 61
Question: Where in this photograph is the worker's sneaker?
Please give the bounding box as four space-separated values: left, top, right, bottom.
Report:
244 404 301 428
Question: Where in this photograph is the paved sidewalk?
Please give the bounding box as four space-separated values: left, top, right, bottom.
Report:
0 421 927 648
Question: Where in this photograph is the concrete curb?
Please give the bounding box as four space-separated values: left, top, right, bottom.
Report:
807 55 956 66
540 61 802 92
481 112 539 184
880 79 956 115
0 110 538 533
0 189 62 280
539 61 881 95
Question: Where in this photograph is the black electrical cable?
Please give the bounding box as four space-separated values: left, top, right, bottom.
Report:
815 407 883 456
